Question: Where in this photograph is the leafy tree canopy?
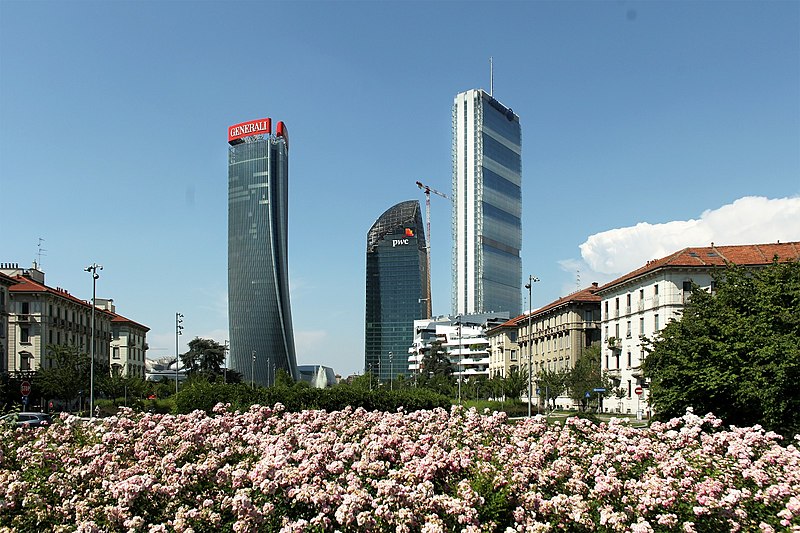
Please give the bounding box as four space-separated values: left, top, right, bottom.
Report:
565 344 611 410
180 338 226 377
643 260 800 437
37 344 92 405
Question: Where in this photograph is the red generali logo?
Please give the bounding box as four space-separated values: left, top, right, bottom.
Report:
228 118 272 143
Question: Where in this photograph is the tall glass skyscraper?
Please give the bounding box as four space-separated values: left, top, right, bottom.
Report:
452 89 522 316
228 118 297 386
365 200 430 381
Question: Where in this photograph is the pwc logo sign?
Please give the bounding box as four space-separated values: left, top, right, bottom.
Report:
392 228 415 247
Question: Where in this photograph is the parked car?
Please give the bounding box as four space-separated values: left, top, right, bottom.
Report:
0 412 53 428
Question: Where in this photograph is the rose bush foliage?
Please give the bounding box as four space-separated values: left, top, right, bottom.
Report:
1 405 798 532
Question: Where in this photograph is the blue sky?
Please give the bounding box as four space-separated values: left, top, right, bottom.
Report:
1 1 798 378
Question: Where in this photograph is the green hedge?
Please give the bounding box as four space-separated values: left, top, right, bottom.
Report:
173 381 451 415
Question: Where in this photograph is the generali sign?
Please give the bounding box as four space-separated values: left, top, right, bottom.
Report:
228 118 272 144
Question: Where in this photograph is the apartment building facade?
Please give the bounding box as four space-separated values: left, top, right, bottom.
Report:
596 241 800 415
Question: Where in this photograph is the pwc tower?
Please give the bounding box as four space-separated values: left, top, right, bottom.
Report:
365 200 429 381
227 118 297 385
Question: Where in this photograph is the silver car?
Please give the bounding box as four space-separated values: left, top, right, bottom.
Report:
0 412 53 428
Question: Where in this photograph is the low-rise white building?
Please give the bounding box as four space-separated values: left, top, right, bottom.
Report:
596 241 800 415
408 313 509 381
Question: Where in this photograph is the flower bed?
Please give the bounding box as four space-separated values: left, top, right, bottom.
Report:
1 405 798 532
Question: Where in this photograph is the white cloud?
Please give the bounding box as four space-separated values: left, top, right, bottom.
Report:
577 196 800 275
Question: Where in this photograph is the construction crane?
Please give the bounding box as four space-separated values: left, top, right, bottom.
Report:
416 180 449 319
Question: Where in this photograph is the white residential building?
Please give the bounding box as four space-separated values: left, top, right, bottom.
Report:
596 241 800 416
408 313 509 381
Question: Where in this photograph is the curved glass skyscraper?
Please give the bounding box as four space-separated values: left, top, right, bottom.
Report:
228 118 297 386
365 200 429 381
453 89 522 316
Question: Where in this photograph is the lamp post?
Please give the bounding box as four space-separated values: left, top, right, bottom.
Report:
175 313 183 395
389 351 394 391
251 350 256 388
525 275 539 417
457 315 462 405
84 264 102 418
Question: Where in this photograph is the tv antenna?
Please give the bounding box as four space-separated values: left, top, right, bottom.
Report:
36 237 47 269
489 57 494 96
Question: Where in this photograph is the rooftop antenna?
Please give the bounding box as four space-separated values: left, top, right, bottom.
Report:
489 56 494 96
36 237 47 269
576 269 581 292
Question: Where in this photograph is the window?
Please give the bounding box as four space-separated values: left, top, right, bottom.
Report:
604 301 609 317
615 353 620 369
626 321 632 338
654 284 659 296
682 281 692 292
510 349 516 361
639 317 645 336
654 314 660 331
627 352 632 367
20 327 30 344
112 347 120 360
21 301 30 315
639 289 644 301
20 353 31 371
626 294 631 306
615 323 620 338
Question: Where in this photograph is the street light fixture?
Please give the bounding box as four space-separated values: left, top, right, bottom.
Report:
251 350 256 388
525 275 539 417
389 351 393 391
175 313 183 395
84 264 102 418
456 315 462 405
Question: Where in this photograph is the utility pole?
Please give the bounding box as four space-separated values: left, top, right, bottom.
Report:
415 181 449 318
525 275 539 417
175 313 183 395
84 264 102 418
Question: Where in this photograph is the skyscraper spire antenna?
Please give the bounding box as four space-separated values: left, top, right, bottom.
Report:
489 57 494 96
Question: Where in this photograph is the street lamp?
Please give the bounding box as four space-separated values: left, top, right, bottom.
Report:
456 315 462 405
525 275 539 417
389 351 393 391
84 264 102 418
251 350 256 387
175 313 183 395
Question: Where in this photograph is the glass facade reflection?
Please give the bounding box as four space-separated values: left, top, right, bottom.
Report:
228 133 297 386
452 89 522 316
365 200 429 381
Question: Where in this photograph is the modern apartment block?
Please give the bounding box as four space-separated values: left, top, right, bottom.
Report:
408 313 509 381
0 263 138 376
452 89 522 317
365 200 429 381
227 118 297 386
596 241 800 415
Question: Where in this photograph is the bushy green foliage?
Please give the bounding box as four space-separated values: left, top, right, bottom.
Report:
644 260 800 437
174 380 451 414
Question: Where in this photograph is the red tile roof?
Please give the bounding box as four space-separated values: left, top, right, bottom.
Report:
110 313 150 332
8 275 113 317
486 284 603 331
597 241 800 292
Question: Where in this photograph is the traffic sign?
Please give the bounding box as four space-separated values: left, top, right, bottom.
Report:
593 388 606 392
635 386 643 395
20 381 31 396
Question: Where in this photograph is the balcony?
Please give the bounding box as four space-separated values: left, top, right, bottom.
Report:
607 368 622 378
606 337 622 351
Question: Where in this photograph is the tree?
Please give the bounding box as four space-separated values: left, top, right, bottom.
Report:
643 260 800 436
97 366 147 405
37 344 91 408
536 367 570 410
566 345 610 411
502 366 528 402
181 338 226 377
417 341 455 396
